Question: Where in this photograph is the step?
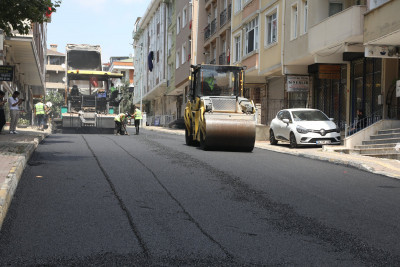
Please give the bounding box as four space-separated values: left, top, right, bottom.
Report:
370 132 400 140
363 153 400 160
378 128 400 135
354 147 398 155
354 143 397 149
363 138 400 145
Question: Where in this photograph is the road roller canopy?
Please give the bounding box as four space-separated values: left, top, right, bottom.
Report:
190 65 244 99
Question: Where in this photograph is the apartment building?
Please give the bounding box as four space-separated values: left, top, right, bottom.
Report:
132 0 168 123
1 22 48 124
46 44 66 95
108 57 134 90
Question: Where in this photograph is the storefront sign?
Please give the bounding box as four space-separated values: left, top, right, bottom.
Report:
318 65 341 79
287 76 309 92
0 65 13 81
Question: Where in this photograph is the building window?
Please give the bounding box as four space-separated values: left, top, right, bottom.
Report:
266 11 277 46
234 34 241 62
177 14 181 34
302 0 308 34
244 17 258 55
291 4 298 39
176 50 180 69
182 7 187 28
234 0 242 13
329 2 343 16
182 43 186 64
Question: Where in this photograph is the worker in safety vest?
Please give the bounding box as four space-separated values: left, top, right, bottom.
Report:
114 113 129 135
34 98 47 131
132 106 142 135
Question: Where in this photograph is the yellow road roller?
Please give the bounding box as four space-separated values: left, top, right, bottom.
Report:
184 64 256 151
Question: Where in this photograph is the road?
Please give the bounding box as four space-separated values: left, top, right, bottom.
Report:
1 127 400 266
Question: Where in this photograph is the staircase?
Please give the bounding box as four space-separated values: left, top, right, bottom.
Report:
353 128 400 160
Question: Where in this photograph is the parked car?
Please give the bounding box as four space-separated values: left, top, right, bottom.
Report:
269 108 341 148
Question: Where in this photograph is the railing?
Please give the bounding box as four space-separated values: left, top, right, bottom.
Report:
210 18 216 36
220 9 227 28
219 52 226 65
345 110 383 137
228 4 232 21
204 24 211 41
146 114 177 127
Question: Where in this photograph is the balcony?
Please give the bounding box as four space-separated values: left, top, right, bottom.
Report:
204 24 211 41
220 9 227 28
219 52 226 65
308 5 366 55
210 18 217 36
364 0 400 46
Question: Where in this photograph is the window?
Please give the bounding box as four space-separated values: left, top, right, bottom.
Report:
244 17 258 54
177 14 181 34
182 7 187 28
291 4 298 39
266 11 277 45
182 43 186 64
329 2 343 16
176 50 180 69
234 34 241 62
302 0 308 34
234 0 242 13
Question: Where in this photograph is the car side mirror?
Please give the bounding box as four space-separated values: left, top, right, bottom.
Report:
282 118 290 124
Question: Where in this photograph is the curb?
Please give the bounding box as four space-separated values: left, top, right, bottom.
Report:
0 134 46 230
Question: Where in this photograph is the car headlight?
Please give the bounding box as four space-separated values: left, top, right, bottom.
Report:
296 125 309 134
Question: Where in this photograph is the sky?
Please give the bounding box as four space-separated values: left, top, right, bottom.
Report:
47 0 149 63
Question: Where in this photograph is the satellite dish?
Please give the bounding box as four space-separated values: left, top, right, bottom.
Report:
46 102 53 108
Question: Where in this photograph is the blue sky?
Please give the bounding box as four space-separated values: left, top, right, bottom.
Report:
47 0 148 63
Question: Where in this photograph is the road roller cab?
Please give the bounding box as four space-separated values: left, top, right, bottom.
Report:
184 64 256 151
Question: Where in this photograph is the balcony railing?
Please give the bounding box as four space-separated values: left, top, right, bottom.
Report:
204 24 211 41
210 18 216 36
228 4 231 21
220 9 227 28
219 52 226 65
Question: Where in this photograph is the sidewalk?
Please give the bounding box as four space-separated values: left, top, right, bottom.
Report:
0 126 49 229
144 125 400 179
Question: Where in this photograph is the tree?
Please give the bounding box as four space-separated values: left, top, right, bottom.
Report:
0 0 61 36
45 90 64 118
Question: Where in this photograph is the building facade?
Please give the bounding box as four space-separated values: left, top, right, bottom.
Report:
46 44 66 95
1 22 48 125
133 0 400 141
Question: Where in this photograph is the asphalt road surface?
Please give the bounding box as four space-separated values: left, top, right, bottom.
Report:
1 127 400 266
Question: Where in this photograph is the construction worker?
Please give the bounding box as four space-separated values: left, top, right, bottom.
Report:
34 98 47 131
114 112 129 135
132 106 142 135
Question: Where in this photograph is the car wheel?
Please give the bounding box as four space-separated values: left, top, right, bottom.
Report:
269 129 278 145
289 132 298 149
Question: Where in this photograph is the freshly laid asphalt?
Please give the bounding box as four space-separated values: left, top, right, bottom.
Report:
1 124 400 231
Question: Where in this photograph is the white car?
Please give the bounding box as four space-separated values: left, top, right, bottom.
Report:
269 108 341 148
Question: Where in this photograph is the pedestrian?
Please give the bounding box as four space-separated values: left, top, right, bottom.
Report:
114 112 128 135
34 98 47 131
132 106 142 135
0 91 7 134
8 91 24 134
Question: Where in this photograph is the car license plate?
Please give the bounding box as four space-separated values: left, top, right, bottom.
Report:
316 140 331 144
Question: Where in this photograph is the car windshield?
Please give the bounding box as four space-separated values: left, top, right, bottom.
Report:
291 110 329 121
